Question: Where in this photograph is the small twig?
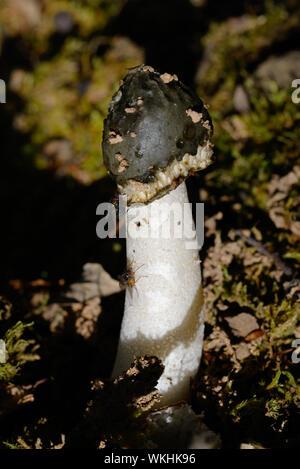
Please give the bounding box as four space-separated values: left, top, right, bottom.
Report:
233 229 297 279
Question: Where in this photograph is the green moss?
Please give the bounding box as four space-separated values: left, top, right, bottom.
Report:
0 298 38 384
198 2 291 97
11 35 142 183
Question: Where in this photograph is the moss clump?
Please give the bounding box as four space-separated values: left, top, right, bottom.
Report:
10 35 144 183
0 297 38 384
1 0 143 183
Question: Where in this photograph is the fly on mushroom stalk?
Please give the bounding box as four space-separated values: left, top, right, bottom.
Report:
118 262 145 294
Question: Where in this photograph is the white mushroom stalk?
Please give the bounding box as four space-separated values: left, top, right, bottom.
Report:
102 65 214 406
113 182 204 405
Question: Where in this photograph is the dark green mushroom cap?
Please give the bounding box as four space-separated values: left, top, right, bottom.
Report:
102 65 213 203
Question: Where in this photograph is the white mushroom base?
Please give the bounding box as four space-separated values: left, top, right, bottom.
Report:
112 182 204 406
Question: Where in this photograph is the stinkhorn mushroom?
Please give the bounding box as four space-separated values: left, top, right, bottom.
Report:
102 65 214 406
